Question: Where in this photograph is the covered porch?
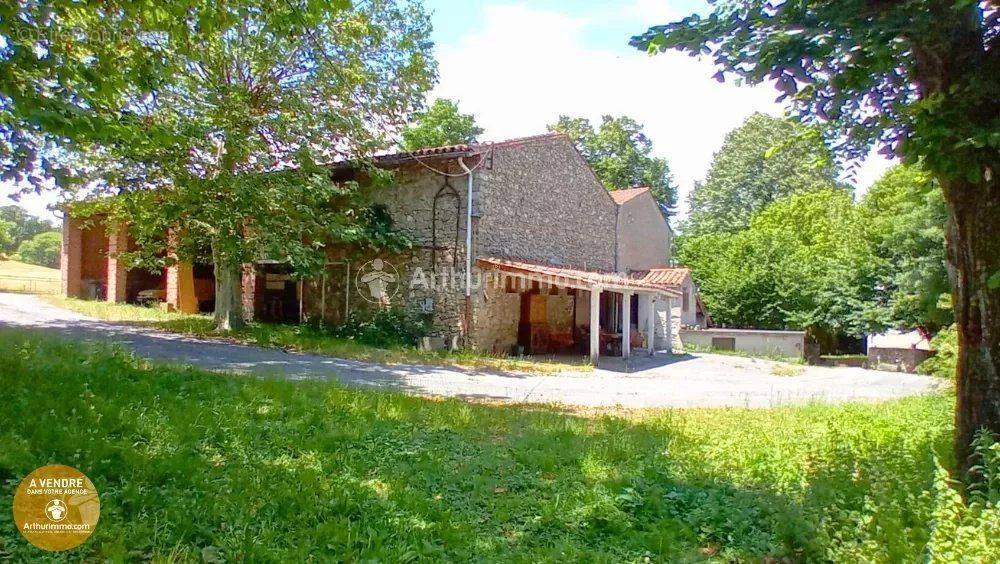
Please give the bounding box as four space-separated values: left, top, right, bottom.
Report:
475 257 681 363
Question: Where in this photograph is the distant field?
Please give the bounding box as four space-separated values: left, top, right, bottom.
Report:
0 260 60 294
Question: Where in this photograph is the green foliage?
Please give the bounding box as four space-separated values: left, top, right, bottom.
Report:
860 164 952 332
332 307 430 347
14 231 60 268
684 113 842 236
0 219 12 254
0 207 54 254
0 329 972 560
682 160 951 340
919 325 959 379
680 189 880 337
400 98 483 150
3 0 436 328
548 115 678 213
924 431 1000 561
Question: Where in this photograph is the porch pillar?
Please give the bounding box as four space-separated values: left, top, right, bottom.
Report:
106 223 128 303
622 290 632 359
589 287 601 364
165 262 197 313
61 215 83 298
645 293 656 356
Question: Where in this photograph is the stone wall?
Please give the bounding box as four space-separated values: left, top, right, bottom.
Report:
617 190 671 272
475 135 618 271
868 347 936 373
680 328 806 359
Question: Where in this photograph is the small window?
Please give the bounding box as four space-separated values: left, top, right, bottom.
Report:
711 337 735 351
682 289 690 312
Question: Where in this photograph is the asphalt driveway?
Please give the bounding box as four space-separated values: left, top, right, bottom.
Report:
0 293 945 408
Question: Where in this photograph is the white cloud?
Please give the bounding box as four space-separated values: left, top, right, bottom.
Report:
433 2 894 217
1 181 61 223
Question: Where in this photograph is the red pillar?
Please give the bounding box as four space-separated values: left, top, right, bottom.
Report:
164 228 198 313
61 215 83 298
106 223 129 303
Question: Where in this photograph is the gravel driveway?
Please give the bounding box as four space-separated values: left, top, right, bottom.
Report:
0 292 944 408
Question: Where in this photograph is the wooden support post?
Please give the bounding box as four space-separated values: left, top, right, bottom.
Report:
622 291 632 359
589 288 601 364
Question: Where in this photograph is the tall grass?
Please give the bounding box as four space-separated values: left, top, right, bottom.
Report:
1 328 995 561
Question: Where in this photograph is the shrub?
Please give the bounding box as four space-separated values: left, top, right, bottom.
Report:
15 231 61 268
925 430 1000 561
331 307 430 347
918 325 957 378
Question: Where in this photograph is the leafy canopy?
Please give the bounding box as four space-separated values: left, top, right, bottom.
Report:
548 115 678 214
684 113 842 236
401 98 483 150
15 230 61 268
0 206 55 254
679 189 880 338
3 0 436 329
860 164 951 332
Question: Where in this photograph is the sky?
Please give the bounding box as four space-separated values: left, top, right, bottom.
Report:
2 0 895 224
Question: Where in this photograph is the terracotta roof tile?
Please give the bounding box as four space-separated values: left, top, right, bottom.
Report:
376 133 569 163
630 267 691 287
477 257 681 297
609 186 651 204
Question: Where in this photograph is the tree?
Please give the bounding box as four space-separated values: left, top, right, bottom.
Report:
678 189 879 342
684 113 842 236
0 206 56 254
400 98 483 150
4 0 435 331
0 219 13 254
633 1 1000 474
861 164 951 335
548 115 678 213
16 231 61 268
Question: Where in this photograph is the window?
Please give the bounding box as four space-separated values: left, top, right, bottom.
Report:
682 289 690 312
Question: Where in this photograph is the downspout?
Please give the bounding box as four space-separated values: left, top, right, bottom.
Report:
614 204 621 272
458 156 474 347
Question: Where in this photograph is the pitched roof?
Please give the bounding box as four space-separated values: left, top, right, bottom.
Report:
477 257 681 297
630 267 691 287
375 132 568 164
609 186 651 205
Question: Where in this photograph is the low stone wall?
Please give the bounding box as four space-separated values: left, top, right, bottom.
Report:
867 347 936 373
680 328 806 359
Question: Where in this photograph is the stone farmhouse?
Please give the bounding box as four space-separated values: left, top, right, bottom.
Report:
61 133 703 362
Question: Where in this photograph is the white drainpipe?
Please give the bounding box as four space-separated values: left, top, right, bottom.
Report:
458 157 474 344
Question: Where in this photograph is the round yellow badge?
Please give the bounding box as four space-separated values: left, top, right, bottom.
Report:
12 465 100 551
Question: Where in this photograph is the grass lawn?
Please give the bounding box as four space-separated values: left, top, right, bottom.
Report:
41 296 590 374
3 328 997 561
0 260 60 294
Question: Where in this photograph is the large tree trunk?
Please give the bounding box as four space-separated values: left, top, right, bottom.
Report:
212 242 246 332
941 176 1000 477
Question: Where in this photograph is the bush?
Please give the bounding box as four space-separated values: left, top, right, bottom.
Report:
918 325 957 378
924 430 1000 561
15 231 61 268
331 307 429 347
